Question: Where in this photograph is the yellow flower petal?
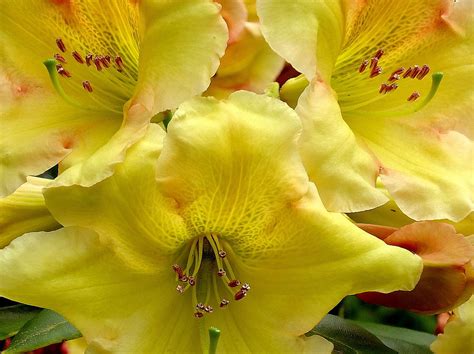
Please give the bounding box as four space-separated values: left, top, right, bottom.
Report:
296 79 388 212
257 0 344 81
0 177 60 248
0 227 199 353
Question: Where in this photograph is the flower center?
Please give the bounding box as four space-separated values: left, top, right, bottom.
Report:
44 36 138 115
332 48 443 118
172 234 250 318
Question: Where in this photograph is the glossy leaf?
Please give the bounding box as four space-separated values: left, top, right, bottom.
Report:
352 321 436 354
0 304 40 340
5 309 81 353
307 314 396 354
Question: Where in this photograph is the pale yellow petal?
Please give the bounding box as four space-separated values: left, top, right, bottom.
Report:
0 177 60 248
296 78 388 212
0 227 199 353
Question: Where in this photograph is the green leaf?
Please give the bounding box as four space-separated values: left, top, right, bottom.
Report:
350 320 436 354
0 304 41 340
307 314 397 354
5 309 81 353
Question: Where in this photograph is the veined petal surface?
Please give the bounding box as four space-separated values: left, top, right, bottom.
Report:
42 92 422 352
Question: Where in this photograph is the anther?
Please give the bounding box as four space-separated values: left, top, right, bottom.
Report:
72 51 84 64
217 269 226 277
410 65 420 79
82 80 93 93
115 56 124 72
370 57 379 70
388 67 404 82
188 276 196 286
219 299 230 308
56 64 71 78
374 49 384 60
370 66 382 78
417 65 430 80
56 38 66 52
54 53 67 63
218 250 227 258
194 312 204 318
93 57 102 71
196 303 205 311
104 55 111 63
204 306 214 313
172 264 184 279
85 54 93 66
379 83 388 94
407 92 420 102
228 279 241 288
359 60 369 73
403 67 413 78
176 284 184 294
180 275 189 283
100 56 110 68
241 283 251 292
234 289 247 301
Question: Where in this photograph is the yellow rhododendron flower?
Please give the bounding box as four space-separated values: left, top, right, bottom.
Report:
0 92 422 353
257 0 473 222
0 0 227 196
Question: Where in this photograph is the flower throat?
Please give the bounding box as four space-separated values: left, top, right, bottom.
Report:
172 234 250 319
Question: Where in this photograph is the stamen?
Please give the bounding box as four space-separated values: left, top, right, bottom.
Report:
410 65 420 79
194 312 204 318
403 67 413 78
176 285 184 294
388 68 404 82
359 60 369 73
234 289 247 301
379 83 388 94
188 276 196 286
370 66 382 78
72 51 84 64
204 305 214 313
370 57 379 70
82 80 93 93
228 279 241 288
407 92 420 102
99 56 110 68
219 299 230 308
85 54 93 66
93 57 103 71
417 65 430 80
54 53 66 63
217 269 226 277
56 38 66 52
218 250 227 258
374 49 384 60
56 64 71 78
115 56 124 72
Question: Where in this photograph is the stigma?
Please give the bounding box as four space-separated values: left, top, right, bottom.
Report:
172 234 250 318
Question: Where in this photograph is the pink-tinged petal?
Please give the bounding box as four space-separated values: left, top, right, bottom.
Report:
206 23 285 99
215 0 248 44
